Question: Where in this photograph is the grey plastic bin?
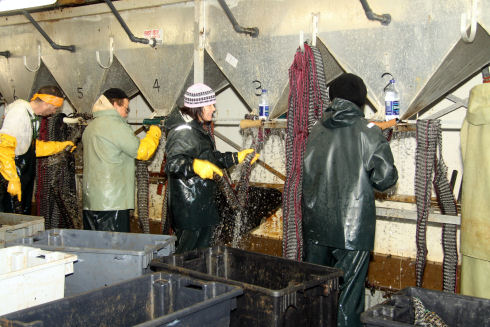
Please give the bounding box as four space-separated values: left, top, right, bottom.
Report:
360 287 490 326
0 213 44 248
0 271 243 327
7 228 176 296
150 246 342 327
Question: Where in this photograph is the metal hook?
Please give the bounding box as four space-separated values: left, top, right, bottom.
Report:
461 0 478 43
299 31 305 52
381 72 394 89
96 37 114 69
312 13 319 47
381 72 393 79
252 80 262 96
23 44 41 72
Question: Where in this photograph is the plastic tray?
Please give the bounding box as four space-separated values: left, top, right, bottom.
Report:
1 271 242 327
0 213 44 248
150 246 342 327
8 228 176 296
361 286 490 326
0 246 77 315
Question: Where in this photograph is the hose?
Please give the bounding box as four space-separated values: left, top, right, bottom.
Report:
217 0 259 37
359 0 391 25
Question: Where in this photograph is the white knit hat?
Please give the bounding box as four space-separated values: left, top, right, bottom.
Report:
184 83 216 108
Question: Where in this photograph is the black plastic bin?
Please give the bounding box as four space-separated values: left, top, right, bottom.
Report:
150 246 342 327
360 287 490 326
0 272 242 327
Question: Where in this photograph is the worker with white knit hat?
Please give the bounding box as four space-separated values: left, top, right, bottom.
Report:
165 83 258 253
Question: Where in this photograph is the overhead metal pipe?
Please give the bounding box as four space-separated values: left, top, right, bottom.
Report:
217 0 259 38
0 51 10 58
359 0 391 25
103 0 157 47
21 10 76 52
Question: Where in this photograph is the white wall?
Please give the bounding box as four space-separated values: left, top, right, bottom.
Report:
371 75 482 261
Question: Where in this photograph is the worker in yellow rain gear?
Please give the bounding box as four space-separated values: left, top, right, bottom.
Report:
0 85 75 214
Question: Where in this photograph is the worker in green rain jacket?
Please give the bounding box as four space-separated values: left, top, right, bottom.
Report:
302 73 398 327
165 83 258 253
82 88 161 232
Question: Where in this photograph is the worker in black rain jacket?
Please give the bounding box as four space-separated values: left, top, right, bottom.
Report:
302 73 398 327
165 83 258 253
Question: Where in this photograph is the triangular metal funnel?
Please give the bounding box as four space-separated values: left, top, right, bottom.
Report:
99 56 139 100
0 56 37 103
207 0 478 119
29 61 61 99
0 21 42 103
270 37 345 119
174 50 233 112
403 24 490 119
206 1 301 116
42 48 106 113
204 49 232 92
1 0 487 120
0 54 38 104
314 1 485 117
315 37 345 87
115 43 193 114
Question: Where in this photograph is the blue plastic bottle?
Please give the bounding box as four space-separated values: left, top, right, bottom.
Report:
259 89 269 120
384 79 400 121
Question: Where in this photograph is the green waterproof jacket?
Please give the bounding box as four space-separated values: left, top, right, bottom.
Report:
460 83 490 261
165 109 237 230
302 98 398 251
82 96 139 210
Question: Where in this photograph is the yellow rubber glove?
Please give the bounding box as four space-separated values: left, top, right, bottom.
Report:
36 140 76 157
237 148 260 165
136 126 162 160
193 158 223 179
0 133 21 201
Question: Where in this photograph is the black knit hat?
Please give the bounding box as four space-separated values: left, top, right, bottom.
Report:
103 88 128 100
329 73 367 108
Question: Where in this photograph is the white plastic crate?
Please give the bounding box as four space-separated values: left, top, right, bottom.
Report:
0 213 44 248
9 229 176 296
0 246 77 315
